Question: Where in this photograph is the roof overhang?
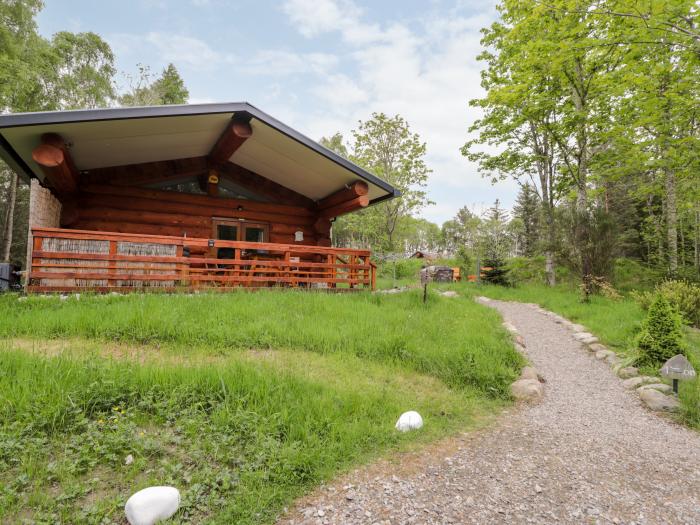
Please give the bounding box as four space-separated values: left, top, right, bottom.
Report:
0 102 399 206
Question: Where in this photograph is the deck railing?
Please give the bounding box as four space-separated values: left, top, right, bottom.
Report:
28 227 376 293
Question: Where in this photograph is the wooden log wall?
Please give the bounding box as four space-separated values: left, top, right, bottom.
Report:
62 184 333 246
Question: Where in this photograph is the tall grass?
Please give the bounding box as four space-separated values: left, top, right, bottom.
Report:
0 290 523 396
0 290 522 523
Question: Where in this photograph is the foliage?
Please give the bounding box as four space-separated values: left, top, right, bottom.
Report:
511 184 541 257
482 257 511 287
631 280 700 328
119 63 189 107
636 295 686 367
324 114 433 252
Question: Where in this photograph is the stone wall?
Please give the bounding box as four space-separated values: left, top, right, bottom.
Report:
24 179 62 282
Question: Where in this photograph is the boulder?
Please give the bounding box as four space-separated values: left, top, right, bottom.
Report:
571 324 586 332
595 350 615 361
515 334 526 347
638 383 673 394
588 343 608 353
520 366 544 383
439 290 459 298
125 486 180 525
617 367 639 379
606 355 621 366
622 376 660 390
395 411 423 432
639 389 679 412
573 332 598 344
510 379 544 403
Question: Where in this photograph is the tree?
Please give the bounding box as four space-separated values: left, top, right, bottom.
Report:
636 295 686 366
319 132 349 159
351 113 432 252
119 63 189 107
0 1 116 266
512 184 541 257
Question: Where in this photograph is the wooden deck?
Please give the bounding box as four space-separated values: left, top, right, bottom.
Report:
28 227 376 293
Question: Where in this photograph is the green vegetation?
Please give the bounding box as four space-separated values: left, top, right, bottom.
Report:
636 296 686 366
0 291 522 523
468 283 700 430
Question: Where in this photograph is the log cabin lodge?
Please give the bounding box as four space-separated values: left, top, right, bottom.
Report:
0 103 398 292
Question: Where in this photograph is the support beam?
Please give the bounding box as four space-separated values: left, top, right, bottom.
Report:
217 161 316 208
318 181 369 210
209 117 253 166
320 195 369 219
206 169 219 197
31 133 79 195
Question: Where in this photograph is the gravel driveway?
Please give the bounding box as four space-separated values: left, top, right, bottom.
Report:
278 299 700 525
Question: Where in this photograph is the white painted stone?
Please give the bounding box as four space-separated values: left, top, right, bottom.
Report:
395 411 423 432
439 290 459 297
125 486 180 525
502 322 518 334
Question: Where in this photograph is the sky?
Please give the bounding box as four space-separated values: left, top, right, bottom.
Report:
37 0 519 224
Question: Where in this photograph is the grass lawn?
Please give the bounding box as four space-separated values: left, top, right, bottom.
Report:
0 290 522 524
463 282 700 431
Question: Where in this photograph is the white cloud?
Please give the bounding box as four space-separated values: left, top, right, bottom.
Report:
241 50 337 76
282 0 502 223
108 32 232 72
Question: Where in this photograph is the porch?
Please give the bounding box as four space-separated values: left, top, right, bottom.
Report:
28 227 376 293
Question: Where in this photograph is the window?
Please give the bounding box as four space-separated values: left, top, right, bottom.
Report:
212 219 268 243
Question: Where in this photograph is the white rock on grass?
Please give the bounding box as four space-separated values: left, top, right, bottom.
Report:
510 379 544 403
125 486 180 525
439 290 459 298
622 376 661 390
570 324 586 332
395 411 423 432
638 383 673 395
588 343 608 353
639 389 680 413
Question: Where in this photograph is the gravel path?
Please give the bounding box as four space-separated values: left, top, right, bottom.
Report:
278 299 700 525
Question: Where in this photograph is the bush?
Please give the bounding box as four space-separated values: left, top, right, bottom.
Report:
636 295 686 367
632 280 700 328
482 257 511 286
377 258 423 280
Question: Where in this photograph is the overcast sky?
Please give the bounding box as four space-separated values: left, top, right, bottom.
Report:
37 0 519 224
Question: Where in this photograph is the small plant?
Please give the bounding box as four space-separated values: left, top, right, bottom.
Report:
636 295 686 367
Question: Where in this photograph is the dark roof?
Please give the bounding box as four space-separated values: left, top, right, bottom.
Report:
0 102 399 205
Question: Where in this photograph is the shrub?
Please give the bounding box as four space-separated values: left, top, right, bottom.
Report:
632 280 700 328
482 257 511 286
636 295 686 367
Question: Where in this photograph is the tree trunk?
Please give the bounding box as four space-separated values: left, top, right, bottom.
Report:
665 168 678 274
1 172 18 262
694 206 699 271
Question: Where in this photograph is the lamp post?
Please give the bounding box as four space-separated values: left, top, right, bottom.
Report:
660 354 697 394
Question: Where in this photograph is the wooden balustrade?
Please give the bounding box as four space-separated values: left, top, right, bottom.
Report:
28 227 374 293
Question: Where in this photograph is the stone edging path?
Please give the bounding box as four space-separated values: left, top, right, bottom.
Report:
278 297 700 525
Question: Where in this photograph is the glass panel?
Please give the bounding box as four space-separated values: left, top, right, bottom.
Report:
245 227 265 242
217 225 238 241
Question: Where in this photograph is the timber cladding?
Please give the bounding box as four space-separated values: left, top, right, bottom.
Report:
62 184 333 246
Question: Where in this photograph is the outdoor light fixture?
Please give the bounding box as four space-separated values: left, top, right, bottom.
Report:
294 231 304 242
